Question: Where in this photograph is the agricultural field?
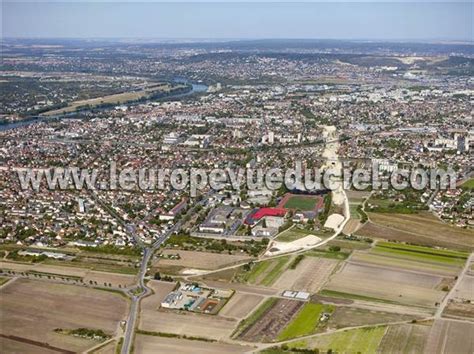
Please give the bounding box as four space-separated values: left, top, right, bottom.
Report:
0 261 136 287
0 336 62 354
273 256 339 293
219 293 264 319
277 302 334 341
0 278 128 353
372 242 469 266
357 212 474 251
424 319 474 354
350 252 462 277
92 340 118 354
322 262 447 307
154 249 252 272
237 298 304 342
349 241 469 277
377 323 431 353
444 302 474 319
133 334 250 354
139 309 237 341
328 307 420 329
235 256 291 287
287 326 387 353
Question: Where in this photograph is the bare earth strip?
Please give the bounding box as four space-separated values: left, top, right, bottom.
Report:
138 310 237 341
0 279 128 353
134 334 251 354
273 257 338 293
356 222 473 251
324 263 446 307
343 218 362 234
377 323 431 354
219 293 264 319
452 274 474 301
157 250 251 271
424 319 474 354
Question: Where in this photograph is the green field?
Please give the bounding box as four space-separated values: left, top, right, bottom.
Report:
305 249 350 260
461 178 474 189
290 326 387 353
373 241 469 266
278 303 334 341
283 196 318 211
0 276 11 286
240 256 290 286
276 228 313 242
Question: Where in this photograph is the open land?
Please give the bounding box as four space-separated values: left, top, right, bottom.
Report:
156 250 251 271
328 307 420 329
277 302 334 341
138 310 237 341
0 278 128 353
424 319 474 354
0 261 136 287
273 256 338 292
133 334 251 354
322 262 446 307
377 323 431 353
288 326 387 353
235 256 291 287
238 298 304 342
357 213 474 251
219 293 264 319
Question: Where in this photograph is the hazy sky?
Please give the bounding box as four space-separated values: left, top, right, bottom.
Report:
2 1 473 41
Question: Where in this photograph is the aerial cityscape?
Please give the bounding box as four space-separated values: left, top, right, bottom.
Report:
0 1 473 354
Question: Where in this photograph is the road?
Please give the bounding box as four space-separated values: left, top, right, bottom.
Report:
120 191 215 354
435 252 473 318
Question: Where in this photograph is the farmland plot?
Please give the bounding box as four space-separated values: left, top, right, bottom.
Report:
219 293 264 319
134 334 250 354
291 326 387 353
138 310 236 341
424 319 474 354
377 323 431 353
323 263 446 307
156 250 251 271
329 307 420 329
350 252 461 276
238 299 304 342
273 256 338 293
0 279 128 353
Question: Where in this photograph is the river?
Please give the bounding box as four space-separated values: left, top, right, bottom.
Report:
0 80 208 132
